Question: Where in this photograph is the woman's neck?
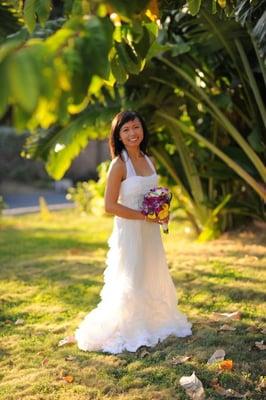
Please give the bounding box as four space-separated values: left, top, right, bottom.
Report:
124 147 143 160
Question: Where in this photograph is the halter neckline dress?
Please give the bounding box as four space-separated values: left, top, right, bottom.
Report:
75 149 192 354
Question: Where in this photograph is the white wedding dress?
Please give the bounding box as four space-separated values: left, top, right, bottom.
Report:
75 150 192 354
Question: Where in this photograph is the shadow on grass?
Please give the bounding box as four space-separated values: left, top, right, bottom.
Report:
0 222 111 314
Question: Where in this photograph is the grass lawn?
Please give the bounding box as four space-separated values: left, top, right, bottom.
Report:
0 210 265 399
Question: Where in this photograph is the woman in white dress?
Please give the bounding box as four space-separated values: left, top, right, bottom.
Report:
59 111 192 354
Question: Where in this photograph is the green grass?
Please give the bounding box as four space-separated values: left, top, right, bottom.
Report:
0 210 265 400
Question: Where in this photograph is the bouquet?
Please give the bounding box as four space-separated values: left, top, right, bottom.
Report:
141 187 172 234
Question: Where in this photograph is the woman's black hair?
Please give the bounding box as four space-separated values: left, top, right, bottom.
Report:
109 110 149 159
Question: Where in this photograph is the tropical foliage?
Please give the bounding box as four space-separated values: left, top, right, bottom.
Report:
67 159 110 215
0 0 265 239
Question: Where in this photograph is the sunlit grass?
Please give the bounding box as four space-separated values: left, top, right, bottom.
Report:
0 210 265 399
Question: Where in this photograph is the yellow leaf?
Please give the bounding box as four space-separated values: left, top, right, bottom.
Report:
218 0 227 9
146 0 159 22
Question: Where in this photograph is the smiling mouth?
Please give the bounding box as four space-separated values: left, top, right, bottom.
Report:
129 138 138 142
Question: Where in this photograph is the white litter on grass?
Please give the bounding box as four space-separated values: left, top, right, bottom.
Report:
207 349 225 364
180 372 205 399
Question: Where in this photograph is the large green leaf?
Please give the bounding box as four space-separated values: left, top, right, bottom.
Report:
0 28 28 62
159 56 266 182
169 125 209 223
150 145 202 234
115 41 142 75
35 0 52 26
235 38 266 127
247 128 265 153
157 111 266 201
84 16 113 79
7 49 39 113
0 60 9 118
24 0 52 32
108 0 150 18
23 0 37 32
44 107 118 179
133 25 152 58
188 0 202 16
110 50 128 83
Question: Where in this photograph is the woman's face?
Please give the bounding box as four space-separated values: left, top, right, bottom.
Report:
119 118 144 150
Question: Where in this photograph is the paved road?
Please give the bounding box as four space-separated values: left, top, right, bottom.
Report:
2 190 74 215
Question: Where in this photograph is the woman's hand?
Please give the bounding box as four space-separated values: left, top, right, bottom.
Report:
145 215 169 225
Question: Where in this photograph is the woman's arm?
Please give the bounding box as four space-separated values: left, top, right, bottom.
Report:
104 157 145 220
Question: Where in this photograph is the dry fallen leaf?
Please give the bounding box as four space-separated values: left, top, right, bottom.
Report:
51 327 66 334
14 319 24 325
218 324 236 332
171 355 191 365
261 328 266 334
219 359 233 371
246 325 260 333
65 355 76 361
180 371 205 400
4 320 13 324
207 349 226 364
62 375 74 383
36 351 45 356
213 384 248 398
256 376 266 391
41 357 49 366
58 337 75 347
254 341 266 351
212 311 241 321
69 248 82 255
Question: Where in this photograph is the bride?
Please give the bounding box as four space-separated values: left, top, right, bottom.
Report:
59 110 192 353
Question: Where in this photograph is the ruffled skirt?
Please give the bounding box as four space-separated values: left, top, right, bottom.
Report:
75 217 192 354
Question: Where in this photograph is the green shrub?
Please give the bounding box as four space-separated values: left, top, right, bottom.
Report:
67 160 110 216
0 196 6 215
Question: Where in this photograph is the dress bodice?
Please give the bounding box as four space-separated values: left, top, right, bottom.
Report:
118 150 158 210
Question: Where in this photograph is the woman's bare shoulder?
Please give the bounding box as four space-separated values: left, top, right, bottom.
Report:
110 156 125 169
108 156 126 178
